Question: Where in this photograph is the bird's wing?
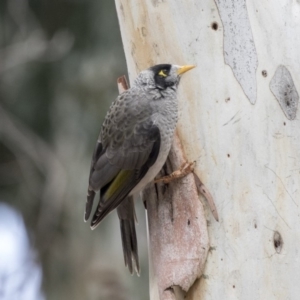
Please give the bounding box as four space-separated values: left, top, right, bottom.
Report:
90 124 160 229
101 89 157 169
85 90 161 228
85 139 119 221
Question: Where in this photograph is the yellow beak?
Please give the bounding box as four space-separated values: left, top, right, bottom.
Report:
177 65 196 75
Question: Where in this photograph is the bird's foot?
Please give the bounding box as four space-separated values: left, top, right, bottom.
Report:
154 161 195 184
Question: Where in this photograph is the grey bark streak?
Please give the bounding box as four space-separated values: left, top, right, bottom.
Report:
270 65 299 120
215 0 258 104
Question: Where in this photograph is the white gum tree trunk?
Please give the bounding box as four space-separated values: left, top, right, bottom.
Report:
115 0 300 299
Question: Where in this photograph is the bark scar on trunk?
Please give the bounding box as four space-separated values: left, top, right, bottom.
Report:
145 131 213 300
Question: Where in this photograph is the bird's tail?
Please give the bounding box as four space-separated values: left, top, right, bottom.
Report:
117 196 140 275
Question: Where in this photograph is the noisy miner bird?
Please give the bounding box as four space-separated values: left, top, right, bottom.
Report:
85 63 195 274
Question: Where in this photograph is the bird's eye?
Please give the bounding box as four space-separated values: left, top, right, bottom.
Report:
158 69 167 77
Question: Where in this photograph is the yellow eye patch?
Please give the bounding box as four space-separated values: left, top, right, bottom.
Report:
158 69 167 77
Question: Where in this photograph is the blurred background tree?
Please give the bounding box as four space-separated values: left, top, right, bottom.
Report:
0 0 149 299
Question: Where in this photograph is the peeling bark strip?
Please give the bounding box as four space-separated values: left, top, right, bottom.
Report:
193 174 219 222
270 65 299 120
117 75 129 93
144 134 209 300
215 0 258 104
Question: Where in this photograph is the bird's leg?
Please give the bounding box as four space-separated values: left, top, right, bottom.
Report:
154 161 195 184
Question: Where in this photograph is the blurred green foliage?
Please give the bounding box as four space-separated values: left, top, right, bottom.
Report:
0 0 149 299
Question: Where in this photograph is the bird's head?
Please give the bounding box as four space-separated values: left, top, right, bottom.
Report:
135 64 195 90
